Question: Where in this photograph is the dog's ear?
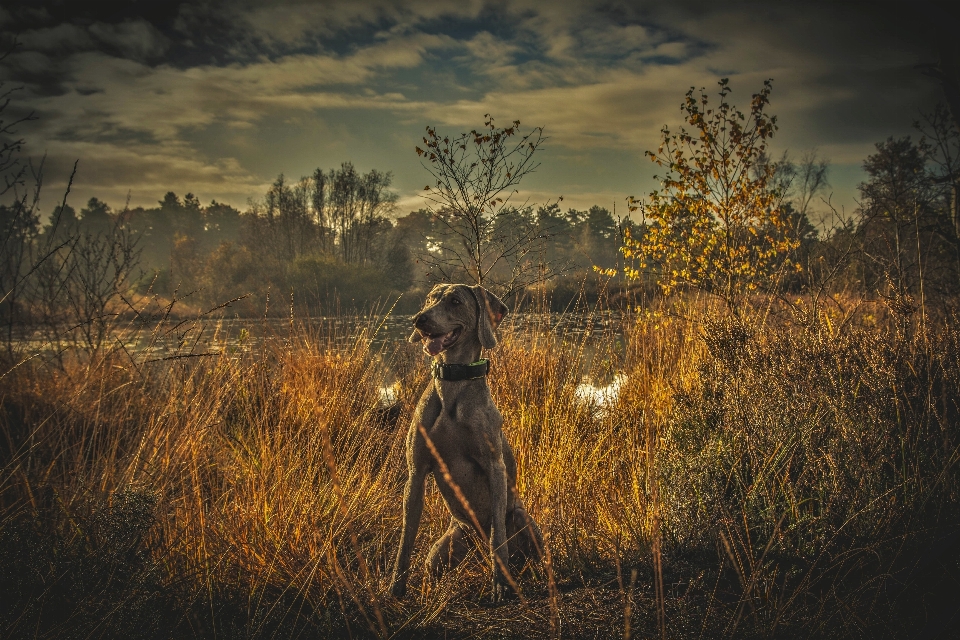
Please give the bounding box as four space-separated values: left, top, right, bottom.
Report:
473 285 508 349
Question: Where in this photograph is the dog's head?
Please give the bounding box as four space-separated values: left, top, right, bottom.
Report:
409 284 508 357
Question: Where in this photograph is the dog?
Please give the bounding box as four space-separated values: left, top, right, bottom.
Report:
389 283 543 600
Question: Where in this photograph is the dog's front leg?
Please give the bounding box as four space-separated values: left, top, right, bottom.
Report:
488 456 511 600
390 466 427 598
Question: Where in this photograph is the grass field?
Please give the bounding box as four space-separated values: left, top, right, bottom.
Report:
1 296 959 639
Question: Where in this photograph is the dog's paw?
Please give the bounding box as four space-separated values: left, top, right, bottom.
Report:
490 576 516 603
491 580 505 603
389 578 407 598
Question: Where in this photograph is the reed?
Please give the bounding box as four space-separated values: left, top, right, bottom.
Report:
1 296 958 638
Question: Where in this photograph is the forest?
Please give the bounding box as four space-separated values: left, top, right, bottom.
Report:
2 163 628 325
3 101 959 330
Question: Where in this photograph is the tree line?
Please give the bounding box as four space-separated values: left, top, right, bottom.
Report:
3 79 959 347
1 161 626 327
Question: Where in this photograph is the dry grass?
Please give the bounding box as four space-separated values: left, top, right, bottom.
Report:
1 298 959 638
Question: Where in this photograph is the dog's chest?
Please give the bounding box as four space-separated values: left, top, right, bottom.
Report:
417 387 502 459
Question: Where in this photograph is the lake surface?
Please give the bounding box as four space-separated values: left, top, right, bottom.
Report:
8 311 632 409
12 311 626 353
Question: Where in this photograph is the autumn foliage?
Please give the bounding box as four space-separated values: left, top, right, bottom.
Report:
618 79 799 306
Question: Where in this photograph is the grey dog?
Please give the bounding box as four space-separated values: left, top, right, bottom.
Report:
389 283 543 599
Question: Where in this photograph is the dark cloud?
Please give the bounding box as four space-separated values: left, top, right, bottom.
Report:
88 20 170 61
8 0 183 27
0 0 950 216
3 0 259 74
17 23 96 54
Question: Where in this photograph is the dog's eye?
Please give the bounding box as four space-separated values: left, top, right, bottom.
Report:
451 297 461 305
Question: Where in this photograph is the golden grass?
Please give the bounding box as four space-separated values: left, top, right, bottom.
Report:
2 299 959 638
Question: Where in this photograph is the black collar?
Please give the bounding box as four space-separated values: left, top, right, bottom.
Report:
432 358 489 381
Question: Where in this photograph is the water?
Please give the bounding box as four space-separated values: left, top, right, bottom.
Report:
574 373 628 412
9 310 633 409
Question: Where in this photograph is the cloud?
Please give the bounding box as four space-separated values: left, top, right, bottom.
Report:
25 139 267 215
88 19 170 61
350 31 456 70
407 3 938 170
12 27 457 208
210 0 486 52
6 0 942 217
24 30 453 141
462 31 521 72
17 23 97 54
578 24 658 59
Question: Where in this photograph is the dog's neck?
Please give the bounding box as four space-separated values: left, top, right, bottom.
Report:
433 335 486 400
437 332 482 366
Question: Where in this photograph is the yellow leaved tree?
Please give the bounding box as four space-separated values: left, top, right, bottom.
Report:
617 78 799 308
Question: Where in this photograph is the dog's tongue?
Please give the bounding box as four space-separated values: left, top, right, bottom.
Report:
424 334 446 356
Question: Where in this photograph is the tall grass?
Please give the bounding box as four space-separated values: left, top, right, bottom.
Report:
1 297 958 638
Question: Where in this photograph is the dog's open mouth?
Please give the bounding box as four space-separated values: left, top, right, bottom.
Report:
420 326 462 356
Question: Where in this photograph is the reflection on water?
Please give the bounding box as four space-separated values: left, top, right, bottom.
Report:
379 374 627 415
575 373 627 412
378 381 402 407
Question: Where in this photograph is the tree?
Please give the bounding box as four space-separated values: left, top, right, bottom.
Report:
263 174 314 261
855 136 956 307
791 149 830 221
534 203 574 267
0 201 39 334
44 203 79 239
0 38 35 197
79 197 113 234
916 104 960 270
311 163 396 265
51 224 141 354
415 115 556 296
618 79 799 307
0 38 41 343
311 167 330 253
580 205 620 269
390 209 437 283
179 193 205 239
753 151 829 294
202 200 242 246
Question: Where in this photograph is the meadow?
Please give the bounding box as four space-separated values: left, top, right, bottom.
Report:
1 291 958 639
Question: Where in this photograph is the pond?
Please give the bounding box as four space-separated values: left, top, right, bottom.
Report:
7 310 633 410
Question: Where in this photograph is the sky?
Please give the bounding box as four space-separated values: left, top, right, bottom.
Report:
0 0 947 228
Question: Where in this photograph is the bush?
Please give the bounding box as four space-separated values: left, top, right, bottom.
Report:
288 254 400 313
0 489 166 639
